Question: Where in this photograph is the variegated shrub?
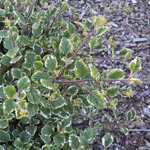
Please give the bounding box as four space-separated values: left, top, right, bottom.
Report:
0 0 142 149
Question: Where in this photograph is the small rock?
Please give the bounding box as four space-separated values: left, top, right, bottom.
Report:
114 41 120 45
110 22 118 28
132 0 137 3
139 146 147 150
143 107 150 118
128 124 135 129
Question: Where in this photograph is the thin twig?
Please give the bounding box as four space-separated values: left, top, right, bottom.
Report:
56 28 97 79
128 129 150 132
3 0 30 30
18 2 35 48
54 78 129 83
47 9 61 37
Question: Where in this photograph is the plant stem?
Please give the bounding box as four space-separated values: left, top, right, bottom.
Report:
17 1 35 51
47 9 61 37
54 78 129 83
56 28 97 79
3 0 30 30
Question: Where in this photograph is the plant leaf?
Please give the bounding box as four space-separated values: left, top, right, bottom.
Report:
75 60 89 78
59 37 73 54
108 69 125 79
3 86 16 99
19 131 30 143
45 55 57 71
0 130 10 143
17 76 31 91
69 134 80 149
102 133 113 149
87 90 106 109
54 134 65 148
107 86 119 97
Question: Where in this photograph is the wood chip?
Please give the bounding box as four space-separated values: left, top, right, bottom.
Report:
133 38 149 42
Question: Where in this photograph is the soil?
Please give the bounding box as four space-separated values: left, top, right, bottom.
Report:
46 0 150 149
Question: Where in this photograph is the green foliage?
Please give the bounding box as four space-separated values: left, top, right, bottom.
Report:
0 0 142 149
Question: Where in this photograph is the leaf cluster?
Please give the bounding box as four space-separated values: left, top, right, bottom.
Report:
0 0 142 149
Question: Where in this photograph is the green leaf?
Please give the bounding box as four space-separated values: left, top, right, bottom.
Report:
10 55 22 64
17 76 31 91
11 68 21 79
112 107 119 118
4 71 13 82
66 21 75 34
40 79 53 90
0 120 8 129
66 86 78 96
94 15 106 26
26 88 40 104
0 87 6 98
14 11 24 21
108 69 125 79
125 109 136 121
89 38 97 49
85 19 93 28
87 90 106 109
25 51 36 63
89 64 99 80
96 26 108 36
51 96 67 109
40 134 51 145
120 125 129 135
32 22 43 38
69 134 80 149
3 86 16 99
62 116 72 127
41 125 53 136
54 134 65 148
75 60 89 78
102 133 113 149
59 37 73 54
33 61 43 70
31 71 50 82
0 30 8 38
130 78 142 84
81 127 96 143
0 145 4 150
27 102 38 117
60 1 68 12
4 37 13 50
0 77 5 86
3 99 17 114
45 55 57 71
119 48 128 56
79 135 89 149
0 130 10 143
14 139 22 147
19 131 30 143
129 57 141 72
25 126 37 136
125 50 132 59
33 44 43 55
107 86 119 97
1 55 11 66
22 35 29 45
75 21 88 31
50 36 59 49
